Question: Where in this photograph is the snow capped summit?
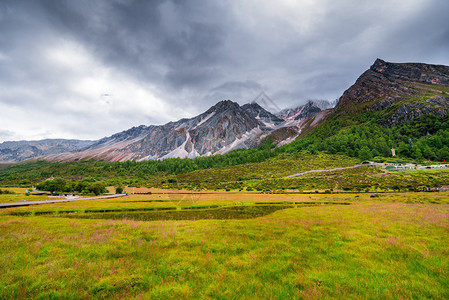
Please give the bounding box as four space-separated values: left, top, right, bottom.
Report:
41 100 285 162
277 100 334 121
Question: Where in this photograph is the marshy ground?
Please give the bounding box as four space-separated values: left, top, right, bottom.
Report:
0 190 448 299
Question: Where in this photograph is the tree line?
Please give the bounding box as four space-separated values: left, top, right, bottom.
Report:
282 114 449 161
0 114 448 188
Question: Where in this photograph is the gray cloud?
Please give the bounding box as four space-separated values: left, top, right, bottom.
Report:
0 0 448 142
0 129 14 142
206 80 264 104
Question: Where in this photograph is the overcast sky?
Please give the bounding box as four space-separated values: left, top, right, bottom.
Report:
1 0 448 142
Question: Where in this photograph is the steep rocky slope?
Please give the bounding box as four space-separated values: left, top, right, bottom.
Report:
43 100 284 162
280 59 449 161
277 100 333 121
264 100 335 146
4 59 448 163
336 58 449 125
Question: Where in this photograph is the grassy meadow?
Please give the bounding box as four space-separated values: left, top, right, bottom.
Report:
0 190 448 299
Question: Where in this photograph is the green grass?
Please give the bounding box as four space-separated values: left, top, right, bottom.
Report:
167 153 359 190
1 152 446 193
171 164 449 192
0 194 42 204
252 167 449 192
0 192 448 299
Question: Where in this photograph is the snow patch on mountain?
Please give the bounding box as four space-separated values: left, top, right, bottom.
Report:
215 127 263 155
160 132 200 159
193 112 216 129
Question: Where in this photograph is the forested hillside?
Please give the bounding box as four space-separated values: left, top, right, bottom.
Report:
284 114 449 161
1 59 449 190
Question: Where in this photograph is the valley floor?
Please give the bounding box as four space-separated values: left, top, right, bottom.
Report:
0 191 448 299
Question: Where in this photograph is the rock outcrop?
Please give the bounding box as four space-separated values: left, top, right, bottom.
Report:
336 59 449 125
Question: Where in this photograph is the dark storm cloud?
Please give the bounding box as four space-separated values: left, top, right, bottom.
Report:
0 0 449 141
39 0 230 92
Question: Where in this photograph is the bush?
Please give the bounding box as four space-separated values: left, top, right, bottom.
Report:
0 189 15 195
86 182 107 195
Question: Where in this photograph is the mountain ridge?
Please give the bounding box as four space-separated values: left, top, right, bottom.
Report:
336 58 449 125
0 98 329 163
2 58 449 163
0 139 94 163
281 58 449 161
39 100 285 162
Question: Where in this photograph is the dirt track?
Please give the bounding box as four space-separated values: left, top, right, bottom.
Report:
284 164 381 178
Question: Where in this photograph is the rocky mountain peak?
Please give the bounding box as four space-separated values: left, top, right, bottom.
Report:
244 102 263 110
277 100 333 121
208 100 240 112
337 59 449 110
369 58 449 85
4 59 449 163
336 58 449 126
30 99 287 162
242 102 282 119
371 58 387 71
